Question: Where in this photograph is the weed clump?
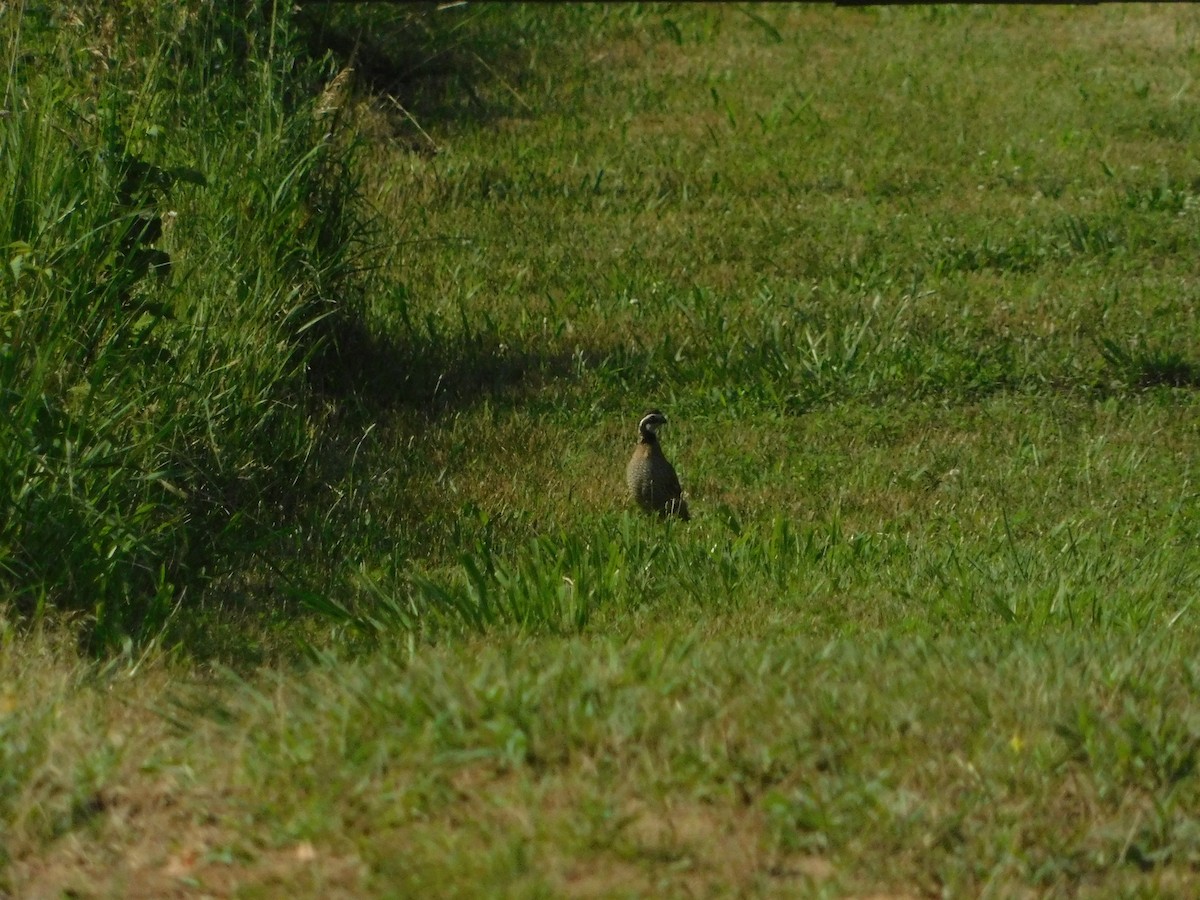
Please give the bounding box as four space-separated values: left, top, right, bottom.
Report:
0 1 367 648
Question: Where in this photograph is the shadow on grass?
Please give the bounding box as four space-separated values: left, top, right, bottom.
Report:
309 313 583 416
1096 337 1200 391
296 2 537 145
146 6 584 663
294 4 576 414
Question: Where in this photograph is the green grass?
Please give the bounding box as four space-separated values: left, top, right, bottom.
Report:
1 0 368 648
6 2 1200 896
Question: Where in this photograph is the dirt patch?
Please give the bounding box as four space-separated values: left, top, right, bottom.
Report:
535 790 839 898
9 775 367 899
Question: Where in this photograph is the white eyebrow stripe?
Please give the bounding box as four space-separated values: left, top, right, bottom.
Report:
638 412 666 431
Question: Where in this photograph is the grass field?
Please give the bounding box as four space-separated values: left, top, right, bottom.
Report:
5 3 1200 896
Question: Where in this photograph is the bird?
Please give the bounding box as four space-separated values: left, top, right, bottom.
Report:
626 409 690 520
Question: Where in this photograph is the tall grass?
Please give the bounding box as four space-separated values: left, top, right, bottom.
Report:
1 1 366 647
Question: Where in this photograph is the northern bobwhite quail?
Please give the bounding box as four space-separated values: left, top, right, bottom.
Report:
626 410 690 520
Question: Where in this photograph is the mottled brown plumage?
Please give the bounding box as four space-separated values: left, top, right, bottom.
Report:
626 410 690 520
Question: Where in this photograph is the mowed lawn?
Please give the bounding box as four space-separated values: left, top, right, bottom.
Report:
7 4 1200 897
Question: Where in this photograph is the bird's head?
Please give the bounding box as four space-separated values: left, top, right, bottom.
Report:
638 410 668 440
